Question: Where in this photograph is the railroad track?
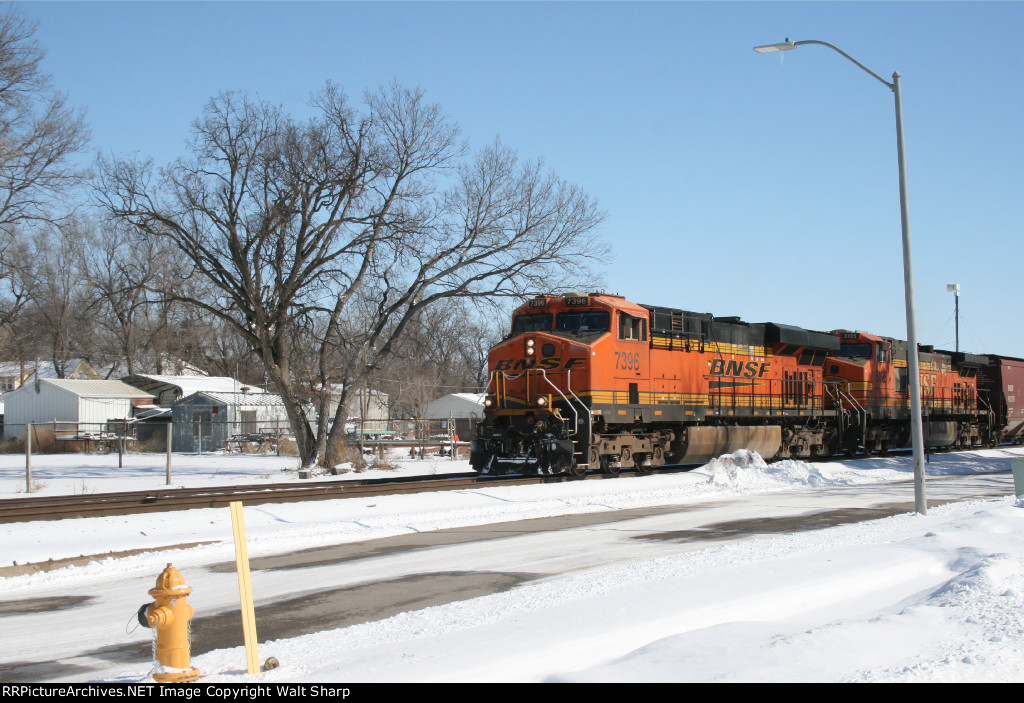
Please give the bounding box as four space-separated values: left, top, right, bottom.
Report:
1 446 996 523
0 470 596 523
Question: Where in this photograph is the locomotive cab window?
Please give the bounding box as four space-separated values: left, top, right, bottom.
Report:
512 313 553 334
555 310 609 333
618 313 647 342
837 343 872 359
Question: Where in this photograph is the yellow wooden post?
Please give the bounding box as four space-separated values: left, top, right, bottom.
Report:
229 501 260 675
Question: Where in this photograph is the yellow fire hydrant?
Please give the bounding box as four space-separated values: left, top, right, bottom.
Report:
142 563 200 683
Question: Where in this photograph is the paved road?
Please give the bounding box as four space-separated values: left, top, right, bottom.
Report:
0 471 1013 683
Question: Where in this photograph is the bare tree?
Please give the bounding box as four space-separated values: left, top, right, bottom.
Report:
99 82 607 469
19 223 96 375
0 7 88 358
376 298 497 420
0 7 88 227
77 216 202 376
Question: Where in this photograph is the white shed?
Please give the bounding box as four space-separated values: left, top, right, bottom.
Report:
426 393 486 419
425 393 486 438
2 379 155 439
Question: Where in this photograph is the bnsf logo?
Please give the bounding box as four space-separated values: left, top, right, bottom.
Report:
710 359 771 378
495 358 587 371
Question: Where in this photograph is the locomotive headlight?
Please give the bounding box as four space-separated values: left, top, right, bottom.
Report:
525 338 536 356
536 396 549 407
484 396 495 408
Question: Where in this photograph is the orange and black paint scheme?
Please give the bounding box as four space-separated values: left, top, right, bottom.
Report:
825 331 990 454
471 293 999 476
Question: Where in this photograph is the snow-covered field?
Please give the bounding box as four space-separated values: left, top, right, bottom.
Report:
2 446 1024 682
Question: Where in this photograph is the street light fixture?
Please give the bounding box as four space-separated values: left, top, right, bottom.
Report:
947 283 960 352
754 38 928 515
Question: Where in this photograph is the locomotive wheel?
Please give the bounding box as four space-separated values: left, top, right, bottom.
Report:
600 455 621 476
633 452 654 475
564 462 586 478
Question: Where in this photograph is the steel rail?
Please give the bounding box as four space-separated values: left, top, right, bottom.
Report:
3 444 1009 524
0 470 603 523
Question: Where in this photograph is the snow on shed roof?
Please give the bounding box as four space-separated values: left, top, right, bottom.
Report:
40 379 155 398
425 393 486 418
122 375 266 398
178 391 285 406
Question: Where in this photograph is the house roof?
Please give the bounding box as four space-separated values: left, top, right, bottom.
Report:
0 359 98 381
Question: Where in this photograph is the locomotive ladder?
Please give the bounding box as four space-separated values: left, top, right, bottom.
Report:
825 382 866 450
556 369 593 467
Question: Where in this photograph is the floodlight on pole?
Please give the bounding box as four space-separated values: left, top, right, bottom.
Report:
754 38 928 515
947 283 960 352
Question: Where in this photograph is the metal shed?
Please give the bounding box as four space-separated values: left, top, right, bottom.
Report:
121 374 265 407
2 379 155 440
171 391 290 452
425 393 485 439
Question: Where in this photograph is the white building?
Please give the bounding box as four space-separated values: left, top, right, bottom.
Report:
120 374 266 407
2 379 155 439
425 393 486 438
318 386 390 433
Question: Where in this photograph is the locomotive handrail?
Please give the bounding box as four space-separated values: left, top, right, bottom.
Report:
489 368 528 411
840 385 867 443
535 367 583 439
975 391 995 439
488 367 583 440
485 370 499 408
564 368 593 441
703 375 832 415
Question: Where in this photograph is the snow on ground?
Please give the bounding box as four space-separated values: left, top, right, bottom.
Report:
2 446 1024 682
1 445 465 498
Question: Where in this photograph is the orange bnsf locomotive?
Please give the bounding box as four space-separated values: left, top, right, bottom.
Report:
825 330 989 454
470 293 1003 476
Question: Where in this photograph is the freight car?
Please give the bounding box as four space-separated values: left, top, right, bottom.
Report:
978 354 1024 445
470 293 1009 476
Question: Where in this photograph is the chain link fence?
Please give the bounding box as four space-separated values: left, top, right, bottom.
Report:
0 416 477 456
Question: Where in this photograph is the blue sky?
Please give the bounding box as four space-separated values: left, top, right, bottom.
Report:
18 1 1024 356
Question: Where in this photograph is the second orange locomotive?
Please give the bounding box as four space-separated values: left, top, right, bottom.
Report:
470 293 995 475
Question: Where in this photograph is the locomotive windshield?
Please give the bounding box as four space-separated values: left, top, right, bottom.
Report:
836 343 872 359
556 310 609 333
511 313 553 334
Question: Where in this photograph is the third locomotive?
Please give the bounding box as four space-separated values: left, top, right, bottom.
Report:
470 293 1024 476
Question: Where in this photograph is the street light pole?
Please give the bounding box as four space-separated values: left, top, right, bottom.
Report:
754 38 928 515
947 283 960 352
